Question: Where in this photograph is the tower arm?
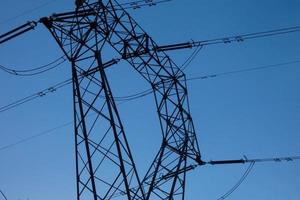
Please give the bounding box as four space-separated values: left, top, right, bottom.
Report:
0 21 39 44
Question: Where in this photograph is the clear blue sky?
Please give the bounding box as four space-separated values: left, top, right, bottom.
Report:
0 0 300 200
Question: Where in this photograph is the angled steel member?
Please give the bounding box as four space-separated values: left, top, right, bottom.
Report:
41 0 202 199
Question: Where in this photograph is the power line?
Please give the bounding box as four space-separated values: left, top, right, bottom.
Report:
0 56 66 76
180 45 203 71
217 161 255 200
247 155 300 163
0 0 172 27
0 0 59 26
202 155 300 199
0 1 298 200
113 88 153 101
1 22 299 112
0 190 7 200
1 58 299 149
0 0 173 76
156 25 300 52
88 58 300 101
187 60 300 81
117 0 173 9
0 113 299 199
0 121 73 152
1 58 299 114
1 7 298 77
192 25 300 47
88 59 300 102
0 127 297 200
90 154 297 199
0 1 172 45
0 96 147 152
1 22 297 76
0 95 140 152
205 155 300 166
156 25 300 71
0 78 72 113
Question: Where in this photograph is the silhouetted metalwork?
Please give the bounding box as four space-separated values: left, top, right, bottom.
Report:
0 21 37 44
1 1 300 200
41 0 202 199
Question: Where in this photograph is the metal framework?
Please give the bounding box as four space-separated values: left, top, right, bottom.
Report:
41 0 202 199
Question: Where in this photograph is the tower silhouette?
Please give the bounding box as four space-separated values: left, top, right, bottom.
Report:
41 0 202 199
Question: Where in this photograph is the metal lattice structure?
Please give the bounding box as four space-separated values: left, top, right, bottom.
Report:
41 0 202 199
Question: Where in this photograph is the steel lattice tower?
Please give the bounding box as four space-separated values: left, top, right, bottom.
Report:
41 0 203 199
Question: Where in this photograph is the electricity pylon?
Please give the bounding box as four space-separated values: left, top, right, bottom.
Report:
41 0 202 199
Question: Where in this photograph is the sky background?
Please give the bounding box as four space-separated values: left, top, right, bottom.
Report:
0 0 300 200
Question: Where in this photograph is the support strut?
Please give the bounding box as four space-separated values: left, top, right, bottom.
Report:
41 0 202 199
